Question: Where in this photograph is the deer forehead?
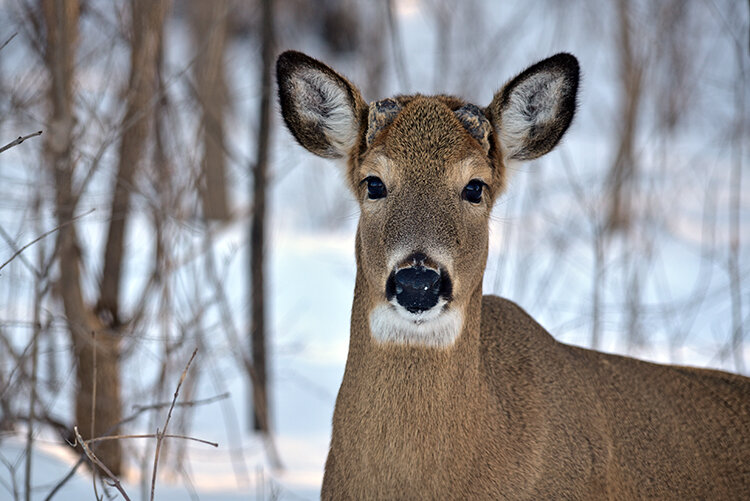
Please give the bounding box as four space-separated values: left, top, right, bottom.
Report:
359 98 496 186
374 97 485 160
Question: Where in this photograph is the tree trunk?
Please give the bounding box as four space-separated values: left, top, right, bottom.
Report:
606 0 643 233
41 0 124 475
89 0 167 474
191 0 230 221
250 0 274 433
97 0 169 322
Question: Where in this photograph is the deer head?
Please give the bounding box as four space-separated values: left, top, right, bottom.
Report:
277 50 579 348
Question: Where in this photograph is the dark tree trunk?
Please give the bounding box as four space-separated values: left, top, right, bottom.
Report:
250 0 275 433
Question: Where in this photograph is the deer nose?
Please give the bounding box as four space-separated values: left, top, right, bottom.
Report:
393 266 441 313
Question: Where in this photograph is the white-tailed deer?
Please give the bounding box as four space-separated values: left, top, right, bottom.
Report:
276 50 750 499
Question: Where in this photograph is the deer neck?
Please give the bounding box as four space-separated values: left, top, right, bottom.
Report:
330 264 493 492
339 262 490 435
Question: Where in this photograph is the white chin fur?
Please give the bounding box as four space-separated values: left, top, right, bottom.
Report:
369 300 463 348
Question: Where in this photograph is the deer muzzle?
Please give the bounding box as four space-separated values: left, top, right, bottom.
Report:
386 253 453 314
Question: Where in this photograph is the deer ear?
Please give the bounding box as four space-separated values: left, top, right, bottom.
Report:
488 53 579 161
276 50 366 159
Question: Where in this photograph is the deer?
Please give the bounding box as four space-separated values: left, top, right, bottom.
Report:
276 50 750 499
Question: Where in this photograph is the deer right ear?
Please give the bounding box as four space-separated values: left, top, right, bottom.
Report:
276 51 366 159
488 53 579 162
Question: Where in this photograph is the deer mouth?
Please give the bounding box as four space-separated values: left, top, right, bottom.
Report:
391 297 450 325
368 298 463 348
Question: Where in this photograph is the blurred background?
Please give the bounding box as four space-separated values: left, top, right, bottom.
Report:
0 0 748 499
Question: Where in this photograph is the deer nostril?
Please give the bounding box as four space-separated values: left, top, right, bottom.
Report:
393 266 441 313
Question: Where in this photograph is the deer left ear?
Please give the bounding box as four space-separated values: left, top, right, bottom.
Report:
488 53 579 162
277 50 366 159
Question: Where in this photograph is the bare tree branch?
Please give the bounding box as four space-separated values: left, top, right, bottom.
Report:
73 427 131 501
0 32 17 52
150 348 197 501
87 433 217 448
23 229 45 501
132 391 229 414
0 130 42 154
0 208 94 274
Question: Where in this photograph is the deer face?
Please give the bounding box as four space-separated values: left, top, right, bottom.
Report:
355 97 497 347
277 51 578 348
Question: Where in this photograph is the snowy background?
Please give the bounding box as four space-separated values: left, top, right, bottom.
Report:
1 0 748 499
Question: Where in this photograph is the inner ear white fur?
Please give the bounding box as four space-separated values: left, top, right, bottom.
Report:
498 72 566 161
291 68 359 156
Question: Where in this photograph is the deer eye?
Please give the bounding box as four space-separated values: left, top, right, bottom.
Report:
364 176 387 200
462 179 484 204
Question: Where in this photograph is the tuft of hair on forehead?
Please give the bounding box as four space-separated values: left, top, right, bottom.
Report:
453 104 492 154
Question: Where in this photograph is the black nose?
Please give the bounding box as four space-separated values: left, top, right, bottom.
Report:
393 266 441 313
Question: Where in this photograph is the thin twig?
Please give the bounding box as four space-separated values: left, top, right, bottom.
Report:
44 458 84 501
0 453 20 500
0 131 42 154
91 332 97 441
90 331 99 500
23 263 43 501
150 348 198 501
0 32 17 52
73 427 131 501
131 391 229 413
0 208 95 274
86 433 218 448
0 224 39 276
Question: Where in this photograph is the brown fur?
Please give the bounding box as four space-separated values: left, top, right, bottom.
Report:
276 51 750 499
325 293 750 499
